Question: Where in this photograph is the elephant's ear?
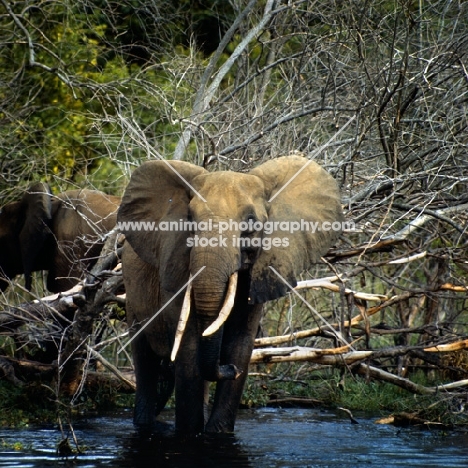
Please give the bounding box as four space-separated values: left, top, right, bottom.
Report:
118 160 207 292
19 182 53 291
248 155 344 304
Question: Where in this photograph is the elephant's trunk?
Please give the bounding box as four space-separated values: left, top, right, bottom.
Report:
198 316 241 382
202 271 238 337
171 272 238 363
190 247 241 382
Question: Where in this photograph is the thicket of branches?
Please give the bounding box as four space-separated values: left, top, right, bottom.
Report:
0 0 467 421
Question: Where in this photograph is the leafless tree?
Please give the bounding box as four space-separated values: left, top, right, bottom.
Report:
0 0 467 414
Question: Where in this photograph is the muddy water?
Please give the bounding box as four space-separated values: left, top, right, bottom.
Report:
0 408 467 467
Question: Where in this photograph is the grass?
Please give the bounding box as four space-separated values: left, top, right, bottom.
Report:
0 379 134 427
242 365 468 427
2 366 461 428
0 360 467 428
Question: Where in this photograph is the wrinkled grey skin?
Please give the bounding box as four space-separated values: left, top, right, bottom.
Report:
118 155 344 435
0 182 121 292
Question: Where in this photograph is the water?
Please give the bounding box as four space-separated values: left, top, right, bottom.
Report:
0 408 467 467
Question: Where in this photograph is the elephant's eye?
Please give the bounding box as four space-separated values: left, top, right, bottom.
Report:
241 214 257 235
186 213 194 230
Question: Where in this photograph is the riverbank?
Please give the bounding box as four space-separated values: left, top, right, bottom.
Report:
1 367 466 429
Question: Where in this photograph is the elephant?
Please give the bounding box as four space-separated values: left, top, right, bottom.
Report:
118 154 344 435
0 182 121 293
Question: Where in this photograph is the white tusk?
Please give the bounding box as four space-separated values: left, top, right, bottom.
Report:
170 277 193 362
202 271 238 337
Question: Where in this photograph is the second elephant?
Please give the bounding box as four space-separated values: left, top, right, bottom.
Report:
118 155 344 434
0 182 121 292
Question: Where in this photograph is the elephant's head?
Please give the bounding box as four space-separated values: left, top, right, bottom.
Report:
0 182 53 291
118 155 343 382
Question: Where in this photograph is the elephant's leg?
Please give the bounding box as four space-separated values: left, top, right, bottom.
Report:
132 332 174 429
174 311 205 435
205 302 264 433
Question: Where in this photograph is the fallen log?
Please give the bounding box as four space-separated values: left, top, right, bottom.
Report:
424 339 468 352
0 355 56 385
86 345 135 391
85 370 135 394
266 397 322 408
355 364 435 395
375 412 452 429
250 346 373 364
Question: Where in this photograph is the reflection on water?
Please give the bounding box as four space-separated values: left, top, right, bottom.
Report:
0 408 467 467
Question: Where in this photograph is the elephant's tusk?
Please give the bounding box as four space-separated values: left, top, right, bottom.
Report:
170 277 193 362
202 271 238 337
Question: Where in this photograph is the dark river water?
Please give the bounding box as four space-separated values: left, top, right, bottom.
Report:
0 408 467 467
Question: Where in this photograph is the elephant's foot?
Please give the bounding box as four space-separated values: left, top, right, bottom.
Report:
133 413 175 435
204 418 235 434
133 397 160 431
133 411 155 431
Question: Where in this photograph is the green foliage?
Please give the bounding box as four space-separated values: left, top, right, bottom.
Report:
0 438 30 451
0 2 124 190
0 0 249 194
0 378 135 427
0 382 56 426
0 0 224 193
